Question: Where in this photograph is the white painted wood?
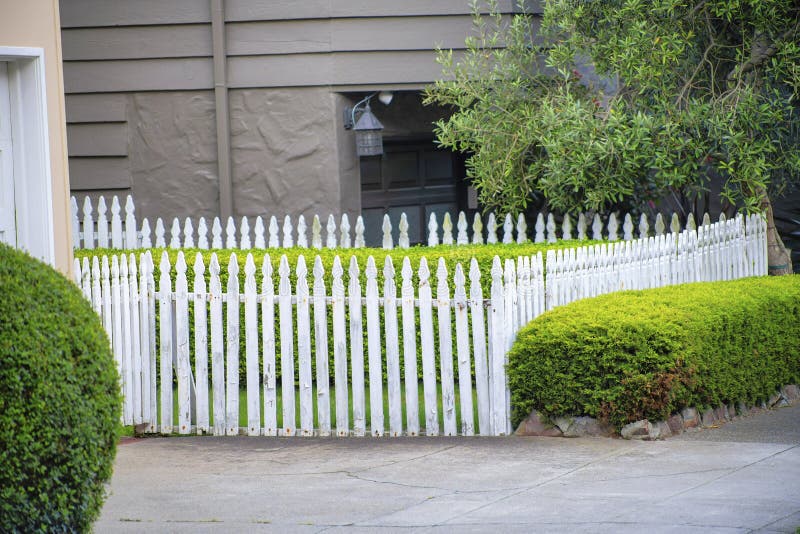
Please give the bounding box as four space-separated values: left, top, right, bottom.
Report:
119 255 133 425
141 218 153 248
268 216 279 248
516 213 528 243
97 196 109 248
261 255 278 436
655 213 665 236
226 217 237 249
313 256 331 436
282 216 293 248
398 213 410 249
158 252 173 434
170 218 181 249
244 254 260 436
340 213 351 249
100 255 112 354
71 197 80 248
502 213 513 244
436 259 457 436
639 212 649 238
196 217 208 249
254 216 265 248
577 213 587 240
365 256 384 436
472 212 484 245
111 196 123 249
623 213 633 240
331 256 349 436
533 213 545 243
486 212 497 244
546 213 556 243
183 218 195 249
295 255 313 436
468 259 489 435
418 257 438 436
355 216 365 248
607 213 619 241
296 214 307 248
209 253 225 435
145 252 158 432
225 253 240 436
129 254 142 424
428 212 439 246
326 214 337 248
442 212 454 245
110 256 123 422
138 253 153 428
193 253 209 433
592 214 603 240
175 252 191 434
382 214 393 250
80 257 91 301
278 255 295 435
453 263 474 436
348 256 365 436
82 197 94 249
400 257 419 436
383 256 402 437
212 217 223 249
489 256 506 435
457 211 469 245
240 216 251 249
312 215 323 249
562 214 573 240
671 212 681 235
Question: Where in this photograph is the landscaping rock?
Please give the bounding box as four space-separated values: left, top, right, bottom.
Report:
737 402 748 416
714 406 728 421
515 410 563 437
701 409 718 427
656 421 672 438
769 392 783 407
621 420 660 440
562 416 613 437
681 408 700 429
667 414 684 435
552 416 574 435
782 385 799 402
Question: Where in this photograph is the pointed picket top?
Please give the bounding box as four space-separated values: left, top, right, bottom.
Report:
401 257 414 297
686 212 696 231
296 255 308 294
365 255 378 283
197 217 209 249
562 213 573 240
124 196 137 247
82 195 93 218
348 255 361 289
436 258 450 299
381 214 393 249
439 212 452 245
82 197 94 249
486 212 498 244
398 213 410 248
282 215 294 248
110 197 122 248
240 217 251 249
622 213 634 240
92 256 101 285
502 213 514 244
454 262 466 298
210 217 222 248
546 213 557 243
354 216 366 248
516 213 528 243
227 251 240 280
332 255 344 295
311 214 322 249
183 218 195 248
175 251 187 290
70 197 80 248
490 256 503 288
670 212 681 235
381 254 395 283
158 250 170 277
702 212 711 227
428 213 439 246
533 213 545 243
591 214 603 240
254 216 265 248
268 216 280 248
418 256 430 286
577 213 587 240
261 253 273 286
158 219 171 250
718 212 727 223
170 218 181 248
209 254 221 295
469 257 481 291
278 254 290 294
139 218 152 248
326 214 337 248
638 213 649 238
313 255 325 291
226 216 237 248
472 213 484 244
607 213 619 241
296 215 308 248
96 196 109 247
654 213 665 236
244 253 256 292
194 251 205 278
457 212 469 245
110 195 121 216
340 214 351 249
124 195 135 214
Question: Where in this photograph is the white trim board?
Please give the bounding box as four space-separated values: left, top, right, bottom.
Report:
0 47 55 265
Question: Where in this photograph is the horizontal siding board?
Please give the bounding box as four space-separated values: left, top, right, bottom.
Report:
64 58 214 93
67 123 128 157
228 50 460 88
69 157 131 190
66 94 127 123
225 0 540 22
62 25 212 61
227 21 331 56
60 0 211 28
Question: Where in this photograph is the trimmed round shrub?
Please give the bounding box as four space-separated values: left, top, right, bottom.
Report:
0 244 121 531
508 276 800 431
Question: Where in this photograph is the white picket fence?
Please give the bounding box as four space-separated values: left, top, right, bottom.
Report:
71 194 701 251
73 213 767 437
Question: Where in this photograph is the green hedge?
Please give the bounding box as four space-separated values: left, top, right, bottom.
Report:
508 276 800 431
0 244 121 531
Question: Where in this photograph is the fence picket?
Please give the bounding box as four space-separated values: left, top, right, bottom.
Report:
365 257 384 436
175 252 191 434
129 255 142 425
348 257 366 436
453 264 474 436
268 216 279 248
226 254 240 435
209 254 225 435
261 256 277 436
82 197 94 249
193 253 209 433
296 215 307 248
296 255 314 436
436 259 457 436
184 218 195 249
401 258 419 436
486 213 497 244
428 213 439 247
472 213 484 245
489 257 505 436
341 214 351 249
326 214 337 249
418 258 438 436
278 255 295 436
313 257 331 436
97 197 109 248
120 255 133 425
254 216 265 249
469 259 490 436
383 257 402 437
111 197 123 248
244 254 260 436
331 257 349 436
170 218 181 249
502 214 513 244
158 252 173 434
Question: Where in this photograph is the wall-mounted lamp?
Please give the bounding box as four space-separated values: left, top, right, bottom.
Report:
344 92 392 157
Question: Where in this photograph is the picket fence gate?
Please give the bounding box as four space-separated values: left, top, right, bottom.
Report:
71 194 702 251
74 213 767 437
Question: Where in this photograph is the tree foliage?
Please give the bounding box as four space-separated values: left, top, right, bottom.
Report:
425 0 800 223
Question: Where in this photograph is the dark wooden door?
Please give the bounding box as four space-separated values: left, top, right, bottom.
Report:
360 140 467 246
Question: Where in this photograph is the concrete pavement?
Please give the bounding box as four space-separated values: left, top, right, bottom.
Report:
96 403 800 533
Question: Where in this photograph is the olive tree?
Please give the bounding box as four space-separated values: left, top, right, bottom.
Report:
426 0 799 273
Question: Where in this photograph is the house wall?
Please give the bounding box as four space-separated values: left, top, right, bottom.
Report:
0 0 72 273
61 0 541 221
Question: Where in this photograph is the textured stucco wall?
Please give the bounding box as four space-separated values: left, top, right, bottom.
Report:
128 91 220 221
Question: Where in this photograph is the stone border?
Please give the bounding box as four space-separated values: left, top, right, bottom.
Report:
515 384 799 440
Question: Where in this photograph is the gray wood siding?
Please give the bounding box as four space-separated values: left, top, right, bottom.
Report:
68 157 131 190
66 94 127 123
60 0 211 28
62 25 212 61
65 58 213 93
67 123 127 157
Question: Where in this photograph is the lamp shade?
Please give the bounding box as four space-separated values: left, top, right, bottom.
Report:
353 103 384 156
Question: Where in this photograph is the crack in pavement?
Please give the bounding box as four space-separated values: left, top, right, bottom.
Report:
749 507 800 532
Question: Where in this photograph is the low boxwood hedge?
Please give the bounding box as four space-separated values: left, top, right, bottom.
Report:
0 244 121 531
508 276 800 431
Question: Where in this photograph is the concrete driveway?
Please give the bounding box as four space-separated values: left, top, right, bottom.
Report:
96 404 800 533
